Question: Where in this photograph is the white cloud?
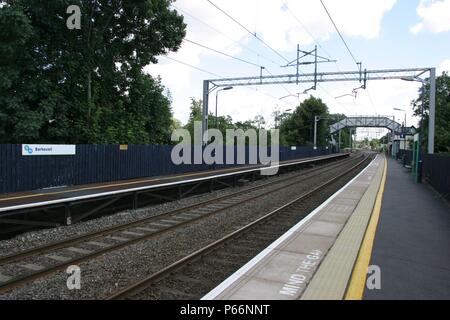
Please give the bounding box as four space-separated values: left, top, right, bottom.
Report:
145 0 397 124
411 0 450 34
438 59 450 73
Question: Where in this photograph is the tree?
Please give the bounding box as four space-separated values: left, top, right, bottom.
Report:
235 120 257 131
412 71 450 153
252 115 266 130
184 98 202 142
171 118 182 131
0 0 186 144
370 138 381 151
184 98 271 146
280 96 329 147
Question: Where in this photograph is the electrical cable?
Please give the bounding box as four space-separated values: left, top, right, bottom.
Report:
206 0 290 64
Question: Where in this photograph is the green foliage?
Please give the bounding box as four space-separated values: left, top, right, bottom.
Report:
184 98 267 146
279 96 329 147
184 98 203 140
0 0 186 144
412 72 450 153
369 138 381 151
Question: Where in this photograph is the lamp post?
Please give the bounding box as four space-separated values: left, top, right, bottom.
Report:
400 70 436 154
215 86 233 128
393 108 407 129
314 115 332 150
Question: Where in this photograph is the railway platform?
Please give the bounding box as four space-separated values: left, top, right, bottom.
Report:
0 154 347 228
203 154 450 300
364 157 450 300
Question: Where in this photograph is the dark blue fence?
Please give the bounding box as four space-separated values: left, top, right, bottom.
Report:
422 153 450 201
0 144 332 195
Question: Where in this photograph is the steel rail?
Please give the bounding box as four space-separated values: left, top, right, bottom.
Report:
0 154 344 214
0 155 357 294
0 154 352 265
107 155 371 300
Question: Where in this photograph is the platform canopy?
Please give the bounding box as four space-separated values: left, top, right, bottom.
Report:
329 116 414 135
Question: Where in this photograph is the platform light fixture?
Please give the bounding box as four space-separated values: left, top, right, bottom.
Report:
215 86 234 128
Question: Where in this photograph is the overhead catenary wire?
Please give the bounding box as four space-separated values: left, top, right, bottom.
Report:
319 0 359 67
172 4 280 67
281 2 361 122
183 39 297 99
279 0 352 85
265 68 294 96
250 87 298 108
182 39 297 101
280 0 334 61
317 83 353 114
206 0 290 64
175 2 355 111
160 56 297 109
316 0 374 115
168 3 372 121
280 0 352 84
161 56 223 78
181 32 296 99
184 39 263 68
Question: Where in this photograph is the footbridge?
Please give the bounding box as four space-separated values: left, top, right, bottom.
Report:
328 116 416 155
330 116 402 135
329 116 413 135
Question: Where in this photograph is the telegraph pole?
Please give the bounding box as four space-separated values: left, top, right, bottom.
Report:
314 116 318 150
429 68 436 154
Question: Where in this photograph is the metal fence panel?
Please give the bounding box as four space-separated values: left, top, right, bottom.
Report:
0 144 332 195
423 154 450 200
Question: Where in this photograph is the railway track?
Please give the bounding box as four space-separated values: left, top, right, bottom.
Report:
0 154 362 295
107 154 372 300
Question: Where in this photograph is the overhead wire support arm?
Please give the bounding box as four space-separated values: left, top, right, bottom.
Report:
260 66 265 85
283 48 314 67
282 45 337 92
296 44 300 85
314 45 318 90
207 68 431 88
201 67 434 146
282 45 336 68
295 51 336 66
184 39 264 68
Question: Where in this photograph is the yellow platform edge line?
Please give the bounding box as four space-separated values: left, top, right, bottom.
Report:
344 156 388 300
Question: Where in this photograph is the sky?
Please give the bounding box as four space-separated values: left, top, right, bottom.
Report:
145 0 450 140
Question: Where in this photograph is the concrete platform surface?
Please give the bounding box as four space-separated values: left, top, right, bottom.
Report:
365 157 450 300
203 154 386 300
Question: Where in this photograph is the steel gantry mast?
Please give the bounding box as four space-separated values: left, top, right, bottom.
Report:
202 65 436 154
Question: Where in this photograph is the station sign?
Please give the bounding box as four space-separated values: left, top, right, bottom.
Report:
22 144 76 156
414 133 420 142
